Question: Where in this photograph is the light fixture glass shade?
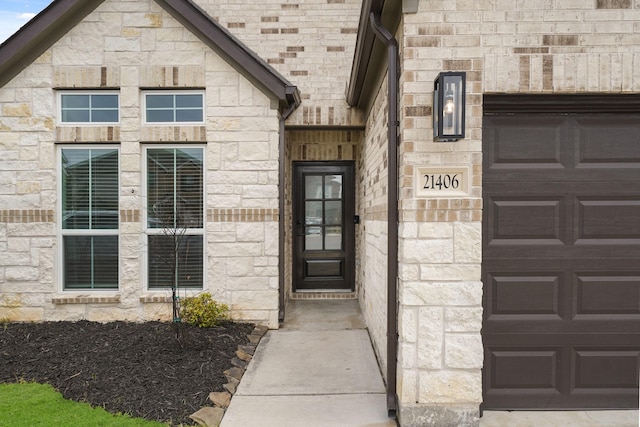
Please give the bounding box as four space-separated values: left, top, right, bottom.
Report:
433 72 466 142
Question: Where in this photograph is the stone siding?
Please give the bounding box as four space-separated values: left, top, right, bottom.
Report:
0 0 281 327
396 1 640 425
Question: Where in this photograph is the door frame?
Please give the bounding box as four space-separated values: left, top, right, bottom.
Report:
291 161 356 292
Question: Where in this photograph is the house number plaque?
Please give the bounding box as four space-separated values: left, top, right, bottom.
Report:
415 166 470 198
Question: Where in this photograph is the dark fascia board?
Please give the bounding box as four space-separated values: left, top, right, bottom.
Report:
0 0 300 112
0 0 106 88
346 0 401 109
484 94 640 114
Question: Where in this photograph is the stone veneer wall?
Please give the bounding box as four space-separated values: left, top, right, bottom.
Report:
396 1 640 426
0 0 282 327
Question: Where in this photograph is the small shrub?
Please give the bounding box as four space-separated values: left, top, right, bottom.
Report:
180 293 229 328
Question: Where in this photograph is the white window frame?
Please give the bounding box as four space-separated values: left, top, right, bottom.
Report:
57 145 120 291
143 145 206 291
57 91 120 125
142 90 205 125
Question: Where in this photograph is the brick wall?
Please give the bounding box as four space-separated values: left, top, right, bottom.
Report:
358 76 391 377
197 0 364 127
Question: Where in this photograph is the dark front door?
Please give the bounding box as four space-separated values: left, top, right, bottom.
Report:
482 96 640 410
293 162 355 291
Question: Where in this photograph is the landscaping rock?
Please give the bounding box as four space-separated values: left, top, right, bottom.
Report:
238 344 256 355
209 391 231 408
235 348 252 362
223 367 244 381
247 334 261 344
223 381 237 394
190 406 225 427
231 356 249 369
252 325 269 337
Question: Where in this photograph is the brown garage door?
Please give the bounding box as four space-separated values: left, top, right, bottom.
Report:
482 95 640 409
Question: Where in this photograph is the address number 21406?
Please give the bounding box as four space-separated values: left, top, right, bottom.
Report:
415 166 469 197
423 174 460 190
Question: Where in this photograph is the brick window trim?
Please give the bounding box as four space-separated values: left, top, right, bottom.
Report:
52 296 121 304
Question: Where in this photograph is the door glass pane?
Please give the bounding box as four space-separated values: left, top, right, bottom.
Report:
325 226 342 250
324 175 342 199
305 175 322 199
305 228 322 250
305 201 322 225
324 201 342 225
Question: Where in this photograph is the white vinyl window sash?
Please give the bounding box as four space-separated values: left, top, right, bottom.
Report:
144 92 204 124
60 147 119 290
59 92 119 124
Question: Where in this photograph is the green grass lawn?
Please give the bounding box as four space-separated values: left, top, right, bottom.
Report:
0 382 168 427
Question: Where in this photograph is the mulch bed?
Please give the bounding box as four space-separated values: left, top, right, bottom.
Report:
0 320 254 426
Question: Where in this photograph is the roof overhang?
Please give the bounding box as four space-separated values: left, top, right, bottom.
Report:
0 0 300 112
0 0 106 89
346 0 401 110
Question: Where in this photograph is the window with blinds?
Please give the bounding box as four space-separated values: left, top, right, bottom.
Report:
146 147 204 289
61 147 119 289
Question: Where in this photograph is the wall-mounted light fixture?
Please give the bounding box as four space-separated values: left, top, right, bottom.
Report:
433 72 466 142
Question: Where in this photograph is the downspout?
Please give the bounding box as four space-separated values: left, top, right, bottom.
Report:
278 99 297 323
369 10 399 416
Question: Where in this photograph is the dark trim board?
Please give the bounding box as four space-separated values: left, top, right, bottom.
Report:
484 94 640 114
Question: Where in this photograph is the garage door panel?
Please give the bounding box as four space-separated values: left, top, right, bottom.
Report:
576 116 640 166
486 197 564 244
484 116 567 170
576 197 640 242
485 272 562 318
484 341 639 409
575 273 640 317
574 349 640 389
485 266 640 332
485 197 566 245
488 348 561 390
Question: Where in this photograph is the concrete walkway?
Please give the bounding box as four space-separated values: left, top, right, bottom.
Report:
220 299 639 427
220 299 397 427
